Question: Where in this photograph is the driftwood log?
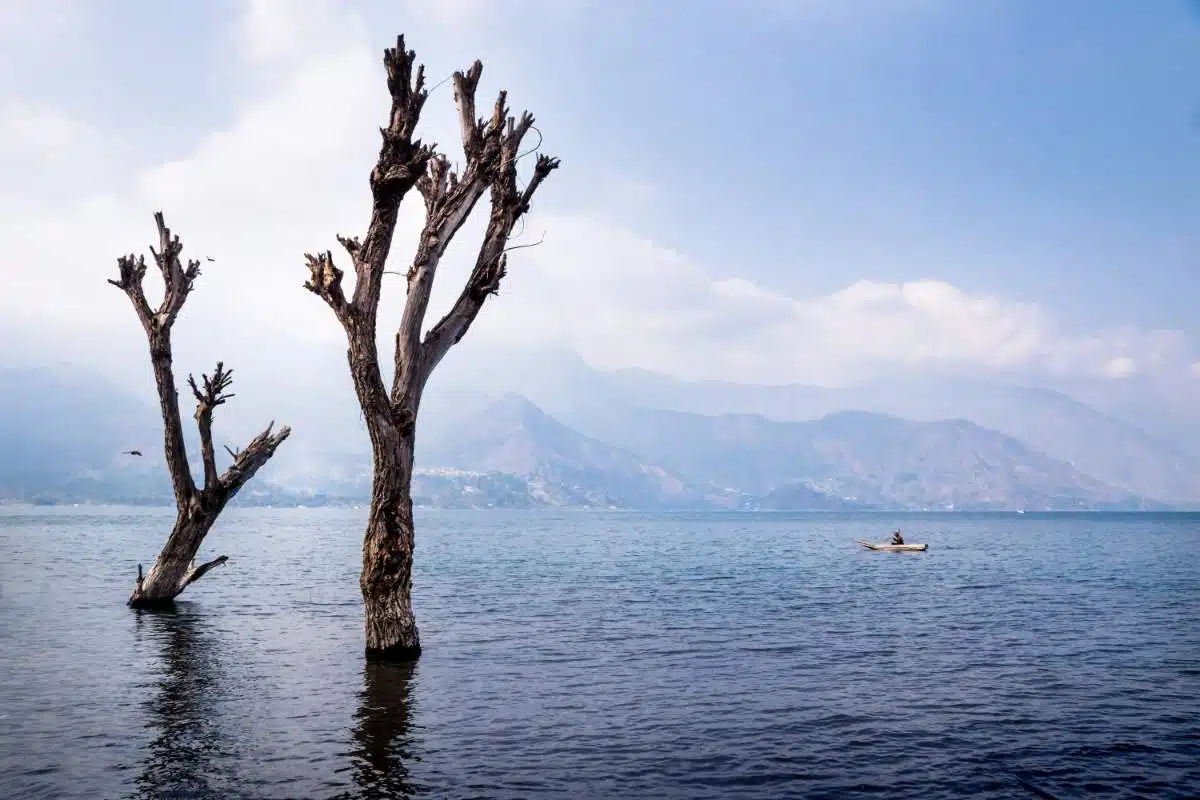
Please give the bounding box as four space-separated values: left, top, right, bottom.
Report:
111 213 291 607
304 34 558 657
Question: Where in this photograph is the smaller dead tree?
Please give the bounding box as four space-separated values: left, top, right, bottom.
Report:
111 212 291 607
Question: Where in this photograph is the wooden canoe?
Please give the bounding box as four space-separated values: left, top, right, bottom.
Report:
856 540 929 552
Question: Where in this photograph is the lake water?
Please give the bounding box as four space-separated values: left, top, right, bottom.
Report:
0 508 1197 799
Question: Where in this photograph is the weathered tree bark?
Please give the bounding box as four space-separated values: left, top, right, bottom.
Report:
110 213 291 607
304 35 559 658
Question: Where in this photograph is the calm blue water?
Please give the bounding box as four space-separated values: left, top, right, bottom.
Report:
0 508 1197 799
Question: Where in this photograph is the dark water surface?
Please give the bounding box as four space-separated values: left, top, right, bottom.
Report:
1 508 1197 799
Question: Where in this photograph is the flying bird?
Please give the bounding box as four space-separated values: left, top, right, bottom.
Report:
205 257 215 262
123 450 143 457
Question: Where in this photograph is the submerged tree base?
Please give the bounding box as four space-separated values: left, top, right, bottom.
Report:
365 642 423 663
128 552 235 607
128 596 181 611
363 592 422 662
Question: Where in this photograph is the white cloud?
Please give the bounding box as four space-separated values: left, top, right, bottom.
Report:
0 100 117 192
394 0 591 28
0 102 80 154
462 212 1194 386
0 0 1193 418
1102 357 1137 380
232 0 375 71
0 0 79 42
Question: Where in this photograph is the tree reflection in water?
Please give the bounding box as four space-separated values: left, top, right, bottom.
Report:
129 608 420 798
132 606 232 800
345 659 420 799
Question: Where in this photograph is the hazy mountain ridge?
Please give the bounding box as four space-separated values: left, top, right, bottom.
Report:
594 369 1200 504
0 361 1191 510
418 394 734 509
429 349 1200 505
552 405 1151 511
282 395 1162 511
0 365 318 507
0 365 161 499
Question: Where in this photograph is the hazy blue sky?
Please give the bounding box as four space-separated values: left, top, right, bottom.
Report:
1 0 1197 412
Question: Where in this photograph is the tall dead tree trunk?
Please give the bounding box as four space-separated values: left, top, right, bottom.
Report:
111 213 291 608
304 35 558 658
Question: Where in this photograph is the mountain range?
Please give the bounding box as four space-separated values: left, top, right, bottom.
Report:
415 395 1157 511
1 356 1195 510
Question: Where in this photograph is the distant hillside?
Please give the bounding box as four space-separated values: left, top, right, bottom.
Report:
755 482 874 511
602 371 1200 504
566 405 1153 511
3 360 1187 511
0 364 291 506
0 365 167 501
418 394 729 509
410 392 1156 511
441 352 1199 506
1051 373 1200 458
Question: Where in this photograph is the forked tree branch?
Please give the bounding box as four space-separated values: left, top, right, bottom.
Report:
188 361 235 491
184 363 290 499
113 214 291 513
422 151 559 377
108 212 202 335
354 35 437 318
393 66 509 408
107 254 154 331
217 420 291 500
179 554 229 591
302 35 436 419
303 251 350 326
109 213 203 507
301 33 436 325
302 34 559 434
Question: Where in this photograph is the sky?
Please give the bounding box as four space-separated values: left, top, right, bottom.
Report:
1 0 1197 438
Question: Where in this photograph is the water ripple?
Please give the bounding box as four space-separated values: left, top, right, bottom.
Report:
0 508 1197 798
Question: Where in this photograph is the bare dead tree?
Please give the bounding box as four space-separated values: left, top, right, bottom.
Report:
304 35 559 657
110 212 291 607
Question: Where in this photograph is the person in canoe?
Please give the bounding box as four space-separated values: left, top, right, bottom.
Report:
890 530 905 545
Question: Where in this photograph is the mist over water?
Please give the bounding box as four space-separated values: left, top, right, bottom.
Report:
1 508 1197 799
